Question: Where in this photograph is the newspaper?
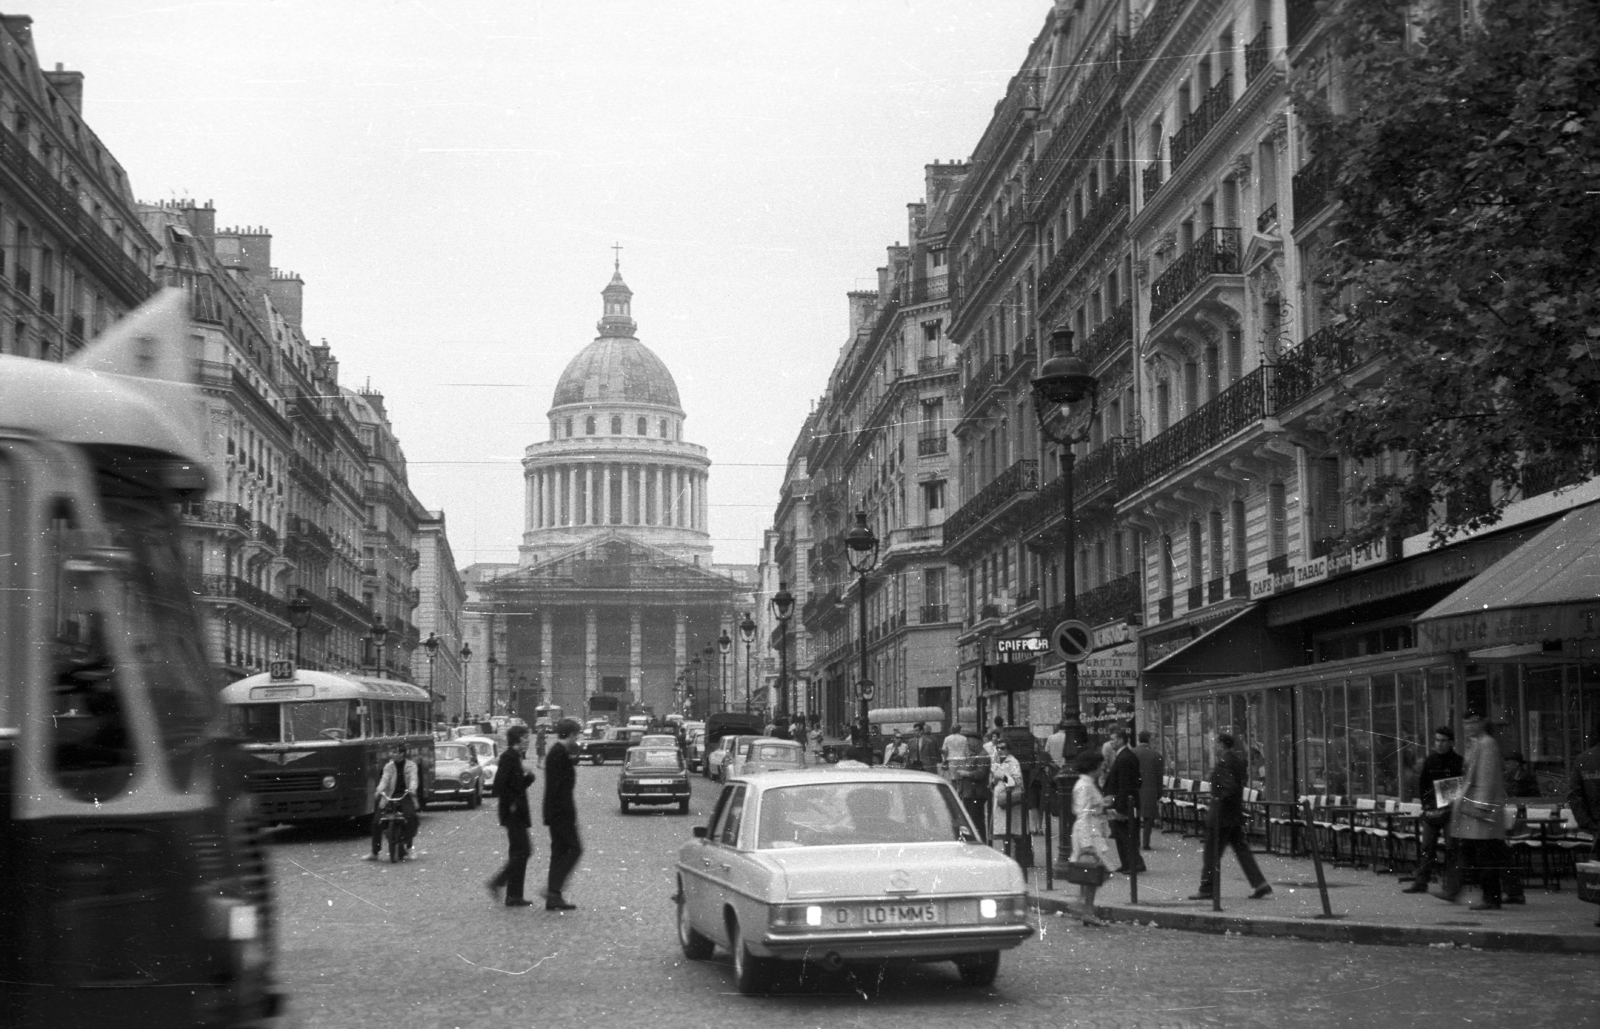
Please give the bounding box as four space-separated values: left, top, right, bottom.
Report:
1433 775 1466 807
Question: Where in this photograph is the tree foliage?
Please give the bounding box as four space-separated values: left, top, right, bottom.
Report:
1302 0 1600 544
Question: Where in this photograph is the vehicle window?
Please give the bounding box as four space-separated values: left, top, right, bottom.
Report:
229 703 282 743
753 744 799 761
718 786 747 847
754 781 968 849
628 750 684 769
284 700 359 742
437 744 468 762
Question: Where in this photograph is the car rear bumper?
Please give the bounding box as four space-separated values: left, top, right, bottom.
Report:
619 786 690 804
760 922 1032 960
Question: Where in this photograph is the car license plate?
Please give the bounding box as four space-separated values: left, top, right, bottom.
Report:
638 779 675 786
848 902 939 925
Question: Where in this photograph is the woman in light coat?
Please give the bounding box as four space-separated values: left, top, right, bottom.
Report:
988 740 1025 842
1070 748 1112 926
1444 711 1510 908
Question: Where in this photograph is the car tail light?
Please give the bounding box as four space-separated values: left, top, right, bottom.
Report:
772 905 824 927
979 896 1027 920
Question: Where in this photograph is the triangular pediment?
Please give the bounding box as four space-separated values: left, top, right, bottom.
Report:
480 532 739 596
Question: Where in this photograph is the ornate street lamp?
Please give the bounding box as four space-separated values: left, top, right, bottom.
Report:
1031 326 1100 758
738 611 757 714
286 588 312 667
486 653 499 717
717 630 732 714
689 655 703 719
701 644 716 715
459 642 472 722
769 582 794 724
844 510 880 757
423 631 440 720
368 615 388 678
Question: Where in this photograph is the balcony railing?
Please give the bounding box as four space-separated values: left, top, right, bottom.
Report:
942 458 1039 548
1079 299 1133 371
288 515 334 553
886 525 941 554
916 355 948 373
919 604 950 624
198 574 286 620
917 432 948 456
181 499 252 530
1149 227 1242 325
1268 324 1358 411
1246 23 1272 82
1520 453 1589 498
1292 150 1337 229
332 586 370 620
1124 0 1182 68
1169 72 1233 172
907 277 949 304
250 519 280 551
1120 366 1267 493
1142 162 1164 203
962 352 1010 409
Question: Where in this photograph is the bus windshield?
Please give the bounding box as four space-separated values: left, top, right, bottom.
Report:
229 700 362 744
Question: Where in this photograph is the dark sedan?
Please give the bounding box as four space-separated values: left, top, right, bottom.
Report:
618 747 691 814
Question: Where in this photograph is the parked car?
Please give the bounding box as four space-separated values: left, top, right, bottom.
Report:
673 768 1032 995
737 738 807 777
618 747 691 814
455 734 501 794
429 740 485 808
577 726 646 765
716 735 761 783
705 734 737 780
639 733 680 752
685 729 707 773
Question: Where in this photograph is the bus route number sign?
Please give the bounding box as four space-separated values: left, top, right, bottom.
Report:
268 660 295 681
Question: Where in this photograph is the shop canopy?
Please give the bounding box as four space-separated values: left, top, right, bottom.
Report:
1415 501 1600 654
1142 605 1301 680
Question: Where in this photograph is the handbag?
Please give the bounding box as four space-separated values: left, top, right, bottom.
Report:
1063 857 1109 886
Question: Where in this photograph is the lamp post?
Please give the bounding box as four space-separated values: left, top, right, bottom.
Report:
459 642 472 722
738 612 756 714
423 632 439 720
717 630 732 714
1031 326 1100 760
286 589 312 668
769 582 794 725
689 656 702 719
369 616 388 678
701 644 716 715
486 653 499 717
844 511 880 751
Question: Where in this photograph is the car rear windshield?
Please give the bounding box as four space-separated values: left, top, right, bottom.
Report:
628 750 684 769
752 744 801 761
755 781 968 849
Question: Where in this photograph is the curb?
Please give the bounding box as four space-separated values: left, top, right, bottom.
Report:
1027 892 1600 955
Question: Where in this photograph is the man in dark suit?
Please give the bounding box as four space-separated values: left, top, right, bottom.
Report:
1190 733 1271 900
486 725 536 907
1102 729 1146 873
911 721 940 772
542 718 583 911
1133 730 1165 850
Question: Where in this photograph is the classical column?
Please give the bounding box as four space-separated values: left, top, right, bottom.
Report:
621 463 632 525
585 464 595 525
673 610 687 701
629 606 642 706
561 466 570 526
602 464 612 525
524 473 534 531
649 465 659 525
585 606 598 700
538 610 552 706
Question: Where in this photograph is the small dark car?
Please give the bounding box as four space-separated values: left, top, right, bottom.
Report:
618 746 691 814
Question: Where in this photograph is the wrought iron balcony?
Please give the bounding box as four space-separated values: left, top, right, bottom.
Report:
1169 72 1233 173
1287 0 1320 48
198 574 286 620
1246 23 1272 82
1256 202 1279 234
1142 162 1164 203
916 355 948 373
1079 299 1133 371
1119 365 1267 494
1268 324 1357 411
251 519 280 551
1292 150 1337 229
962 352 1010 410
917 432 948 456
907 277 949 304
182 499 252 530
288 515 334 553
1149 227 1242 325
942 458 1039 549
919 604 950 624
1124 0 1182 68
332 586 370 620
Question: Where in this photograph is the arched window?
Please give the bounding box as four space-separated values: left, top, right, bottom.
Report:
637 417 647 435
659 418 668 438
564 418 573 438
585 416 596 435
610 415 622 435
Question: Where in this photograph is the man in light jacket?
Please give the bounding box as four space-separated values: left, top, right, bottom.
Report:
1441 711 1510 910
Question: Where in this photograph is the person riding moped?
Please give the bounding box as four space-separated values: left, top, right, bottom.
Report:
364 742 420 860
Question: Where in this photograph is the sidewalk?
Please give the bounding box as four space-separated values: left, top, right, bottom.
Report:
1021 829 1600 953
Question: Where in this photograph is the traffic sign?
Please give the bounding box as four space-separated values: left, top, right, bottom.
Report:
859 680 875 702
1051 620 1094 663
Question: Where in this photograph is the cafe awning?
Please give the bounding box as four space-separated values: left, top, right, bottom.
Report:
1143 604 1297 679
1415 501 1600 653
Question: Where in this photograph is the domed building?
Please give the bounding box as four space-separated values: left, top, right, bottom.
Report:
464 266 749 722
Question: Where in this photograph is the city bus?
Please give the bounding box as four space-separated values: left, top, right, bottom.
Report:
0 290 282 1026
533 702 563 729
221 670 435 823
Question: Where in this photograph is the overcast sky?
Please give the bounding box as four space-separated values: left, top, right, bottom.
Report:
28 1 1047 567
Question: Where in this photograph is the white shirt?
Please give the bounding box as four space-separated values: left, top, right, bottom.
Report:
942 732 970 762
376 758 418 799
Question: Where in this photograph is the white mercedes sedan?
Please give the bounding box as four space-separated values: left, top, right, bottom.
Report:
673 768 1032 994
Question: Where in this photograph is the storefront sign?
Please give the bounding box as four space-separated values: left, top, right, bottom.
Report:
1078 643 1138 682
996 634 1049 655
1417 602 1600 653
1080 682 1137 731
1093 621 1134 649
1251 538 1395 601
1265 530 1533 627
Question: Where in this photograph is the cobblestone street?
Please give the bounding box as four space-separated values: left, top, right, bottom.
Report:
268 770 1599 1029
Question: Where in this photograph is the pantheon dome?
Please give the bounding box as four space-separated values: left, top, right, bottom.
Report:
519 267 712 567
